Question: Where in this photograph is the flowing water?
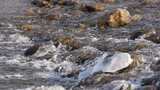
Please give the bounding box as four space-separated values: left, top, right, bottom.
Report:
0 0 160 90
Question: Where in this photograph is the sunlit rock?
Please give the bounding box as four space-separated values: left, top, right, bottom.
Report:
108 8 131 27
92 52 133 73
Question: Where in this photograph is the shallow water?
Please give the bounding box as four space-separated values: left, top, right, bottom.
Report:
0 0 160 90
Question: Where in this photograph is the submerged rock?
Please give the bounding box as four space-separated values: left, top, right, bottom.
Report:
67 46 102 64
145 30 160 44
141 74 160 89
31 0 52 7
57 36 82 50
54 0 80 5
150 60 160 71
92 52 133 73
24 44 40 56
101 80 135 90
80 2 105 12
102 0 115 3
108 8 131 27
79 73 130 86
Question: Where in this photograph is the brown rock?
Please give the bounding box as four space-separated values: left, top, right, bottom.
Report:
58 36 81 50
31 0 52 7
20 24 33 31
131 14 143 22
25 8 36 16
108 8 131 27
102 0 115 3
145 30 160 44
57 0 80 5
80 3 105 12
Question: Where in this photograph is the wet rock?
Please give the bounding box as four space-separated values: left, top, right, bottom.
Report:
137 85 157 90
24 44 40 56
66 46 102 64
119 52 143 73
80 2 105 12
114 42 148 52
100 80 135 90
57 36 82 50
145 30 160 44
92 52 133 74
130 29 156 40
108 8 131 27
19 24 33 31
33 44 56 57
141 74 160 87
97 15 108 31
80 73 130 86
31 0 52 7
150 60 160 71
24 8 36 16
131 14 143 22
54 0 80 6
130 30 145 40
102 0 115 3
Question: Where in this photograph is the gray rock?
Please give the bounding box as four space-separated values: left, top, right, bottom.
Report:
92 52 133 73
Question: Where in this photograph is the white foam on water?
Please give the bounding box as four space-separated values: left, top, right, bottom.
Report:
5 73 23 79
34 44 56 57
28 59 56 71
18 85 66 90
9 33 31 43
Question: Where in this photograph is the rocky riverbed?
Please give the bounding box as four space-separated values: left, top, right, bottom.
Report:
0 0 160 90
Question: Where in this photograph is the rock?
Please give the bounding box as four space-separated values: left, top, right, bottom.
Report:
141 74 160 86
20 24 33 31
119 52 143 73
145 30 160 44
80 2 105 12
108 8 131 27
79 73 130 86
92 52 133 74
24 44 40 56
102 0 115 3
130 30 145 40
25 8 36 16
97 15 108 31
45 11 61 21
100 80 135 90
67 46 102 64
130 28 156 40
55 0 80 5
31 0 52 7
57 36 81 50
33 44 56 57
131 14 143 22
137 85 157 90
114 41 148 52
150 60 160 71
